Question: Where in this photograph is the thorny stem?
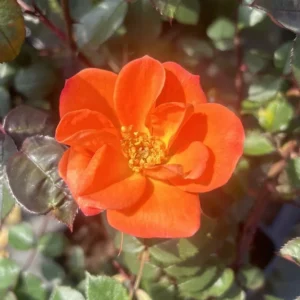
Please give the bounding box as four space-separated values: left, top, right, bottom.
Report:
112 260 132 282
234 0 244 113
60 0 93 68
129 249 149 300
17 0 93 67
61 0 75 51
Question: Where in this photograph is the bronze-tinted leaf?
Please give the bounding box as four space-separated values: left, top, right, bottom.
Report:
0 0 25 62
3 105 56 148
6 136 72 214
0 132 17 223
52 198 78 231
253 0 300 34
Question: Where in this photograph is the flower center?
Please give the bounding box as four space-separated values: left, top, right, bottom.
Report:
120 125 167 173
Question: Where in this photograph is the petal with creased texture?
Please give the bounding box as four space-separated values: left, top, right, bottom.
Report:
56 109 118 152
77 145 146 210
107 179 200 238
170 103 244 192
60 69 118 125
114 56 165 132
156 62 207 106
169 141 209 180
149 102 193 147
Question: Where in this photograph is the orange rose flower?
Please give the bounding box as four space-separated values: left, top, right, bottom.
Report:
55 56 244 238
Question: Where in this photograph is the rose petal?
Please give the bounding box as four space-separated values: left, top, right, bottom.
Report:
64 148 92 196
58 148 103 216
79 173 147 210
80 206 103 216
58 149 70 182
107 179 201 238
149 102 193 147
143 164 183 181
156 62 207 106
56 109 115 141
77 145 146 210
170 103 244 192
114 56 165 132
56 109 118 152
169 141 209 180
60 68 118 125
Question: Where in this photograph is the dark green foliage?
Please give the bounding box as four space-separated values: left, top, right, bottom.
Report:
1 1 300 300
0 0 25 62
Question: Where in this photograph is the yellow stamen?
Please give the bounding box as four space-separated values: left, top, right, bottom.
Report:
121 125 167 172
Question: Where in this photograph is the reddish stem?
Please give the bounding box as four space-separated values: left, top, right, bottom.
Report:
234 0 244 113
234 180 274 268
18 0 93 67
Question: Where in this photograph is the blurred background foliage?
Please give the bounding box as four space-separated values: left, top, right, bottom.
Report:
0 0 300 299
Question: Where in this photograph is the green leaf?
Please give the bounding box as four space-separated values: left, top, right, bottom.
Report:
0 132 17 223
286 157 300 189
244 131 275 156
253 0 300 34
177 238 199 260
148 215 223 267
152 0 181 19
220 283 246 300
8 222 35 250
0 87 11 118
85 273 129 300
238 5 266 29
292 36 300 86
121 252 160 280
149 239 182 266
202 268 235 298
0 63 17 86
0 0 25 62
178 264 220 294
74 0 128 49
241 99 264 114
177 37 213 59
70 0 93 20
145 278 177 300
244 50 269 74
237 265 265 290
280 237 300 266
50 286 85 300
207 18 235 51
3 292 17 300
0 258 21 290
274 42 293 75
258 97 293 132
15 273 46 300
175 0 200 25
114 232 145 253
41 258 65 283
248 75 282 102
164 264 200 278
67 246 85 278
126 0 162 43
38 232 66 257
3 105 56 148
14 62 57 99
263 295 284 300
6 136 74 215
